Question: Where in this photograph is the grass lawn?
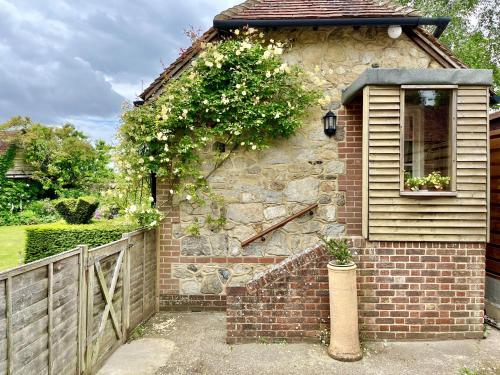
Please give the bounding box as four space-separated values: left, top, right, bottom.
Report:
0 225 26 271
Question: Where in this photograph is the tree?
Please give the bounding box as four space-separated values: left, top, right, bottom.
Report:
1 116 113 196
398 0 499 93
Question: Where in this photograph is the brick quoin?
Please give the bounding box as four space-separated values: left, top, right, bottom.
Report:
337 98 363 236
156 183 182 296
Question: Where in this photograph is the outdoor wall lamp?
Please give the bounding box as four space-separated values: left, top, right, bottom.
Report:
323 110 337 137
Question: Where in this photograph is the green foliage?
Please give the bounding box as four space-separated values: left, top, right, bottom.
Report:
25 222 135 263
124 201 163 228
426 171 450 190
0 143 17 177
117 28 320 227
0 199 59 226
397 0 499 94
186 219 201 236
404 171 451 191
0 143 44 215
1 116 114 195
54 196 99 224
319 236 354 266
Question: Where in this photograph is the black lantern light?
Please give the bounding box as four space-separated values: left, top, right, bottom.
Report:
323 110 337 137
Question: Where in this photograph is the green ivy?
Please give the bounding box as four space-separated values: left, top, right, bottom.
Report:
117 28 321 227
25 222 136 262
0 143 16 177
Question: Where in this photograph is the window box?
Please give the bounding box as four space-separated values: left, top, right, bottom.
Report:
399 191 457 198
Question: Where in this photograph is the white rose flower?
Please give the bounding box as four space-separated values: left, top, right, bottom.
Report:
251 145 257 150
186 195 192 201
234 29 240 35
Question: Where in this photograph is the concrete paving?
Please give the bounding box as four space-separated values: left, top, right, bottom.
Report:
99 312 500 375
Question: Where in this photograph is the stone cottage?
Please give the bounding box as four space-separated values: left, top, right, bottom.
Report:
140 0 494 341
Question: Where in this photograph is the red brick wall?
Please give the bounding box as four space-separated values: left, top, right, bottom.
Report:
157 183 182 297
226 240 485 343
227 245 330 344
337 99 363 236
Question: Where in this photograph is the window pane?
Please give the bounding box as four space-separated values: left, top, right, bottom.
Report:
404 89 452 187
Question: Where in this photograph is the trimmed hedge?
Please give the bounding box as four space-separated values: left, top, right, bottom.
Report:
25 222 136 263
54 196 99 224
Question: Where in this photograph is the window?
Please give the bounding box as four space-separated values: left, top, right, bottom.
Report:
401 87 456 194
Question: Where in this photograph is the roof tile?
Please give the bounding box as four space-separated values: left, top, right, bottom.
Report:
215 0 421 21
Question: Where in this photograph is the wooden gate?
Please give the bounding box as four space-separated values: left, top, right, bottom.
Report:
82 230 157 374
0 228 157 375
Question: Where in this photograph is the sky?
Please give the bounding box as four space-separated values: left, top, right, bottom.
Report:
0 0 241 143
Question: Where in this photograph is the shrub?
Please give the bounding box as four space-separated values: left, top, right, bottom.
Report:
54 196 99 224
0 199 60 226
25 222 136 263
319 237 354 266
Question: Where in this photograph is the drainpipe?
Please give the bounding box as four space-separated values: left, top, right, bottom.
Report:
213 17 451 38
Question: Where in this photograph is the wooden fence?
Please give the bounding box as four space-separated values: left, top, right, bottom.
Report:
0 228 157 375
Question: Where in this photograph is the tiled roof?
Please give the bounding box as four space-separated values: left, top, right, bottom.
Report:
139 1 467 101
215 0 421 21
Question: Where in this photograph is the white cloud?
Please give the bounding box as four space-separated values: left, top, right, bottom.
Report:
0 0 242 141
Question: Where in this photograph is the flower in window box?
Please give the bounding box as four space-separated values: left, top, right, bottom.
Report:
426 171 450 191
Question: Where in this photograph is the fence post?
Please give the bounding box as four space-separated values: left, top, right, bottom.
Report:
142 231 147 321
121 233 131 341
47 262 54 375
5 276 13 375
77 245 88 374
84 245 94 375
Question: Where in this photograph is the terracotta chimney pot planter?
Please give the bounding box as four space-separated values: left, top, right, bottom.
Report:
327 262 362 362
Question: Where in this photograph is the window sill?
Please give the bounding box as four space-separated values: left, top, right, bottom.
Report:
400 191 457 198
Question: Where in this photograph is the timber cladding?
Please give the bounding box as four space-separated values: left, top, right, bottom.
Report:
364 85 489 242
0 228 156 375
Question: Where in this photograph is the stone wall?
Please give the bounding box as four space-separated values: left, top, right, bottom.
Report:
226 239 485 343
157 26 444 302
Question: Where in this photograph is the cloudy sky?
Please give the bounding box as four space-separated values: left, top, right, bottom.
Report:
0 0 241 143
